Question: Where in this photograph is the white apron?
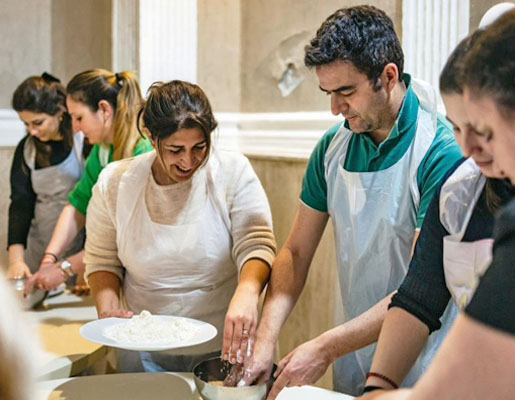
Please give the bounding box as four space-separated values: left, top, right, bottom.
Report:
327 83 456 396
24 133 85 271
115 151 237 354
440 158 493 310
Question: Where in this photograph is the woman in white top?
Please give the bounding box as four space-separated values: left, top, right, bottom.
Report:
85 80 276 372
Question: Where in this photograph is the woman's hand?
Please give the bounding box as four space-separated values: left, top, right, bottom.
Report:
7 260 32 280
24 262 65 295
99 309 134 319
222 288 260 364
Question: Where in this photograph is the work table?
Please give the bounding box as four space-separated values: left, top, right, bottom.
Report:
25 292 106 380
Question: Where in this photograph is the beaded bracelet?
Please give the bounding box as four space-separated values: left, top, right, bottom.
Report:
365 372 399 389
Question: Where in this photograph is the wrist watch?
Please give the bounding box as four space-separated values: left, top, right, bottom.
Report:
60 260 75 278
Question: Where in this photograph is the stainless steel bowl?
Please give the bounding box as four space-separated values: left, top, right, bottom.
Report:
193 357 277 400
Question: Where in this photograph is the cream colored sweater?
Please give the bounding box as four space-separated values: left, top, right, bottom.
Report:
84 150 276 281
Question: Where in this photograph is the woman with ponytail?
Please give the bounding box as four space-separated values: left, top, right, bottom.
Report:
25 69 152 293
7 73 89 287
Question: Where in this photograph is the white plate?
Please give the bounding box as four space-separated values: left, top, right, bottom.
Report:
80 315 217 352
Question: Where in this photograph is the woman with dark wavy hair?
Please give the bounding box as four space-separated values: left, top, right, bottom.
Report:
84 80 276 372
7 73 89 286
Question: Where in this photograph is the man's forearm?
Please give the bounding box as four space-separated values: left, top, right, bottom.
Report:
256 245 312 344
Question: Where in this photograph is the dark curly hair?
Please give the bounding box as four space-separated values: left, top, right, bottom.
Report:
463 9 515 121
138 80 217 159
304 5 404 89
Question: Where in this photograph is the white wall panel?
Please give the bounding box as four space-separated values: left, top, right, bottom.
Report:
403 0 469 104
139 0 197 94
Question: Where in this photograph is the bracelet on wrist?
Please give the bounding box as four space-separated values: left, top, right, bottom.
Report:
365 372 399 389
42 252 58 263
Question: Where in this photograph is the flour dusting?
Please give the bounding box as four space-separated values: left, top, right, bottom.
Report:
104 310 199 345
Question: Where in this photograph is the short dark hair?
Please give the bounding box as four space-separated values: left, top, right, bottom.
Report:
439 29 484 95
139 80 217 159
463 9 515 120
304 5 404 85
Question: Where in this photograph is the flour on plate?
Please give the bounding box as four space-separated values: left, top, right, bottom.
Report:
104 310 199 344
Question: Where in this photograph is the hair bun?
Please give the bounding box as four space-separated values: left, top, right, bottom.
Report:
41 72 61 84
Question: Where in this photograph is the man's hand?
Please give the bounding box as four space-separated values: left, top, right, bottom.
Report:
241 335 276 386
266 336 333 400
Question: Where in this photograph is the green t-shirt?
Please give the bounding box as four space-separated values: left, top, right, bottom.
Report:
68 138 153 215
300 75 462 228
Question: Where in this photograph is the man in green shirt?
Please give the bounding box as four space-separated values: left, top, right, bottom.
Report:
243 5 462 398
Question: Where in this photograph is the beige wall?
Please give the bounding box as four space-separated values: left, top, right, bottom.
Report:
197 0 242 112
197 0 402 113
51 0 112 84
240 0 402 112
469 0 513 30
0 0 52 108
0 0 112 108
248 156 339 389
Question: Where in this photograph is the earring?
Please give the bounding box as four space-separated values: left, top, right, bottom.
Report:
59 116 63 122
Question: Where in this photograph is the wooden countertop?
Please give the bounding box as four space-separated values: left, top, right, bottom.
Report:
25 292 106 380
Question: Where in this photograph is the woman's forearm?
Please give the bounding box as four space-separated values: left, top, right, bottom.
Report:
407 314 515 400
8 244 25 264
88 271 122 316
366 307 430 389
44 203 85 257
236 258 271 296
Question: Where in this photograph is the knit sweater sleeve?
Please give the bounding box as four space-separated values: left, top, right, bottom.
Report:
223 153 276 270
83 161 128 282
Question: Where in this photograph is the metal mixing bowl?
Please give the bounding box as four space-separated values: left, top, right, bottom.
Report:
193 357 277 400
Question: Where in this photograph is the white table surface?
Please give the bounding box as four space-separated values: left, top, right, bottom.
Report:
36 372 354 400
25 292 106 380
